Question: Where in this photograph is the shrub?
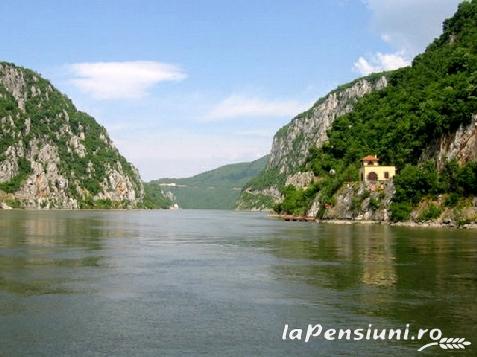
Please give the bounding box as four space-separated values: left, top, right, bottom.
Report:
418 204 443 222
393 162 441 205
94 199 113 209
390 202 413 222
0 158 32 193
5 199 22 208
391 160 477 220
444 192 460 207
351 196 362 213
275 184 318 215
369 197 380 210
457 162 477 196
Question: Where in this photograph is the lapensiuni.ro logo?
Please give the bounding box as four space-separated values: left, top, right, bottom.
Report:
282 323 472 352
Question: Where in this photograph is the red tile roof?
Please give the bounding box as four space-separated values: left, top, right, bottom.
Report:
361 155 379 161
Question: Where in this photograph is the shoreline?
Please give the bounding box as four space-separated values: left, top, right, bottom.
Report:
1 208 476 229
269 214 477 229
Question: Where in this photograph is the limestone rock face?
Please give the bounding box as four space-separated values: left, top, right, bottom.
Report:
269 76 387 175
0 62 143 208
235 186 282 211
285 171 315 189
237 75 387 210
163 190 176 204
0 63 27 111
307 197 321 218
13 141 76 209
318 181 395 221
422 114 477 169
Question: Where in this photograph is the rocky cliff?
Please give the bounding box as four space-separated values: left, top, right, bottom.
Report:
269 75 388 175
422 114 477 169
0 62 143 209
237 0 477 225
314 116 477 222
236 74 388 210
308 181 395 221
253 0 477 225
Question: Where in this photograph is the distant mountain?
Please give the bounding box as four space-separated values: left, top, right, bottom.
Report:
0 62 143 208
144 156 268 209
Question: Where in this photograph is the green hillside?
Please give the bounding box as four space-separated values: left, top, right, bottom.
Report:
144 156 268 209
277 0 477 220
0 62 143 209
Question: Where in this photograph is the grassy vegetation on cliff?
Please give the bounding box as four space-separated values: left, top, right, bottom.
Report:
0 62 142 207
390 160 477 221
0 158 32 193
240 72 389 210
277 0 477 219
274 185 318 216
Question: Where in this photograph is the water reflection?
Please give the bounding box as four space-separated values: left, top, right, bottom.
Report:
0 211 115 296
261 222 477 346
0 210 475 356
360 226 396 287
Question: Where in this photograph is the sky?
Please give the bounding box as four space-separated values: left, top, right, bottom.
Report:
0 0 462 180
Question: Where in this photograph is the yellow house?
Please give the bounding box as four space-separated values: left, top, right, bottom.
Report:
360 155 396 183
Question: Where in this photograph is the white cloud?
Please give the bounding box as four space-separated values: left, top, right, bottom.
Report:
67 61 186 100
364 0 461 55
354 1 460 75
353 52 410 75
205 95 309 121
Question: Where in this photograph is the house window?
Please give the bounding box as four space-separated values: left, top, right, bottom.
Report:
384 172 389 179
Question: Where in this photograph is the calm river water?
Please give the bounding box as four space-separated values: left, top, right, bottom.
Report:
0 210 475 356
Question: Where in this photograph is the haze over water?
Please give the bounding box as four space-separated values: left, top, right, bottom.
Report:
0 210 475 356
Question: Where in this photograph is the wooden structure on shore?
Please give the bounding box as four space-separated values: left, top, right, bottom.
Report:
271 214 316 222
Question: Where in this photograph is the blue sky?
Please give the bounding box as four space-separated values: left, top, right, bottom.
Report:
0 0 461 179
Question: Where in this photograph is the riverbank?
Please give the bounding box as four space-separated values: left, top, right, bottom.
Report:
270 214 477 229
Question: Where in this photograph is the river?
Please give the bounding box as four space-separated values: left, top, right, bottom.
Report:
0 210 475 356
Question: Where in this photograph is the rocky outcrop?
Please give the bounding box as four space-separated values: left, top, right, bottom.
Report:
422 114 477 169
13 141 77 208
409 196 477 226
0 62 143 209
0 201 12 209
269 76 387 175
235 186 282 210
316 181 395 221
237 75 388 210
94 165 142 203
162 190 177 206
285 171 315 189
0 63 27 111
298 113 477 224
